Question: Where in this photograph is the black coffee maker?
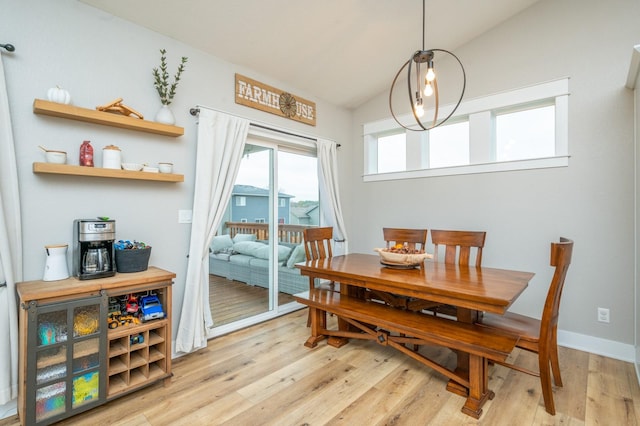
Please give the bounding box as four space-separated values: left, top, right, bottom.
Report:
73 219 116 280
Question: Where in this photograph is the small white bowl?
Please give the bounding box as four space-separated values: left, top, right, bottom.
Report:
158 162 173 173
46 151 67 164
121 163 143 171
142 166 159 173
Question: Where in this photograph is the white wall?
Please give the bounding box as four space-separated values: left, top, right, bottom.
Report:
349 0 640 356
1 0 351 339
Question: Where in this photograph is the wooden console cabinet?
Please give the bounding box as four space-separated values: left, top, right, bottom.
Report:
17 267 174 425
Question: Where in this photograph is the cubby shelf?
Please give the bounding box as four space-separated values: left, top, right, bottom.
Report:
18 267 175 423
33 99 184 137
33 162 184 183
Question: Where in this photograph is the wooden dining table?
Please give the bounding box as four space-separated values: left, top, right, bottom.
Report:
296 253 534 417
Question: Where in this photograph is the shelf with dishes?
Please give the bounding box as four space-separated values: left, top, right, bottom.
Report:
33 99 184 137
32 162 184 183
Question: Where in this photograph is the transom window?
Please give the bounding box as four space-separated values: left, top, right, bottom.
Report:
364 79 569 181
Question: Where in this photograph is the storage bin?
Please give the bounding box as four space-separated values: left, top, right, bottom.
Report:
115 248 151 273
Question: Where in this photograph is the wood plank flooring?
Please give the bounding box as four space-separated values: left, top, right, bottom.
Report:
3 309 639 425
209 274 296 327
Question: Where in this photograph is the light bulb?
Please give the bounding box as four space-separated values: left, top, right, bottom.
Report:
426 67 436 82
414 100 424 117
424 82 433 97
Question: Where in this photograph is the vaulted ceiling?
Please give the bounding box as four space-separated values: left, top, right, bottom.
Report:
80 0 540 109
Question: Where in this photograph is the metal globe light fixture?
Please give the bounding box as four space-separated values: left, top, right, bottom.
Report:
389 0 466 131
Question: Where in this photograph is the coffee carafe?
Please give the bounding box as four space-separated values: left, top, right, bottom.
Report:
73 219 116 280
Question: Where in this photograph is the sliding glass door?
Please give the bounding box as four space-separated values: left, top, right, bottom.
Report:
209 132 318 330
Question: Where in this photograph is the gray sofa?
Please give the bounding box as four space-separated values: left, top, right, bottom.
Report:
208 234 309 295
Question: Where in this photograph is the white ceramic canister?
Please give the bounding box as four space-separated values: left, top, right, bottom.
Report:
43 244 70 281
102 145 122 169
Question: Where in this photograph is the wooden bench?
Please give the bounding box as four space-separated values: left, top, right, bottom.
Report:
294 288 519 418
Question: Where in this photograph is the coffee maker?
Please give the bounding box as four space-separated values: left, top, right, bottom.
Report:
73 219 116 280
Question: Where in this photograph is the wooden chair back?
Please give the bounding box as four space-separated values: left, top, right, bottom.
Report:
430 229 486 267
541 237 574 342
303 227 333 261
478 237 574 415
383 228 428 252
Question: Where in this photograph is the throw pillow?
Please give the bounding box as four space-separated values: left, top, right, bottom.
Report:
286 244 307 268
232 241 265 257
233 233 257 243
211 235 233 253
233 241 293 261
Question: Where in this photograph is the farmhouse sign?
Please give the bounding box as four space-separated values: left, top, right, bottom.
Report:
235 74 316 126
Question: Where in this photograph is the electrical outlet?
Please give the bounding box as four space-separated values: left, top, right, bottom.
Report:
597 307 610 323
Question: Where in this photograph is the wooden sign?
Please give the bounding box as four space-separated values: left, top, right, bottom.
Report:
235 74 316 126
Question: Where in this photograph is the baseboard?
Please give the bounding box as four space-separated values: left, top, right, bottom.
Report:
558 329 635 362
0 399 16 420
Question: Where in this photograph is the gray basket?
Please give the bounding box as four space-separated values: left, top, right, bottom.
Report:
115 248 151 273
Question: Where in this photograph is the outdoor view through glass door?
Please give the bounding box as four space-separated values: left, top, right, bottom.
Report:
209 139 319 328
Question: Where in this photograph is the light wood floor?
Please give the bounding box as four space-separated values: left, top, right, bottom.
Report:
3 309 639 426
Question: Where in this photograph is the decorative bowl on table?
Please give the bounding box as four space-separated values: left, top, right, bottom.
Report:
374 247 433 268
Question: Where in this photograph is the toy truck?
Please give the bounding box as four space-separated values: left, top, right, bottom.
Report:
139 294 165 322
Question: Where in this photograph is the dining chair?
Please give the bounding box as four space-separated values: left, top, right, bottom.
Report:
383 227 428 252
430 229 486 267
477 237 574 415
302 227 337 326
378 228 433 314
427 229 487 317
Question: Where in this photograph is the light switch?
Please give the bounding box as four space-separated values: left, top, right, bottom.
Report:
178 209 193 224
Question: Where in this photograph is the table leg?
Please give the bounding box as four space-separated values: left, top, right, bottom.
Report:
304 307 326 348
461 355 493 419
325 283 352 348
446 308 481 397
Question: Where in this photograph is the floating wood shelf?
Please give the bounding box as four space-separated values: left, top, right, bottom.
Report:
33 162 184 183
33 99 184 137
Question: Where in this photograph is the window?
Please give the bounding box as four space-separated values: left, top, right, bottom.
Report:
363 79 569 181
429 121 469 168
236 196 246 206
279 198 286 207
255 218 265 223
240 218 248 223
496 105 555 161
378 133 406 173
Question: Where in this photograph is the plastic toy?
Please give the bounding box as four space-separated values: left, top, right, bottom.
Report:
130 334 144 345
140 294 165 322
125 294 139 314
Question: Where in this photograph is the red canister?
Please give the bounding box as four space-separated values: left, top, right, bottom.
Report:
79 140 94 167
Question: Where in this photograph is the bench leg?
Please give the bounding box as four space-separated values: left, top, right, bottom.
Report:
304 307 326 348
461 355 493 419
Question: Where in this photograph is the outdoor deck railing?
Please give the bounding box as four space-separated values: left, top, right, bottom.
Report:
224 222 311 243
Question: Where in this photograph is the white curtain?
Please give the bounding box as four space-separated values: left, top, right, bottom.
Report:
175 108 249 353
0 52 22 404
317 138 348 246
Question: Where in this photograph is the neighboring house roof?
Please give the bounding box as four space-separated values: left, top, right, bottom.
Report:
232 184 293 198
290 207 311 220
291 203 319 220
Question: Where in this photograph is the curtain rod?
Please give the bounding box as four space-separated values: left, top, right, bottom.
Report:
189 106 340 147
0 43 15 52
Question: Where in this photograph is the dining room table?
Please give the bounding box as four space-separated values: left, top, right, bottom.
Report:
296 253 535 418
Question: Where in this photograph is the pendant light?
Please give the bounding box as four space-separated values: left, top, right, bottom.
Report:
389 0 466 131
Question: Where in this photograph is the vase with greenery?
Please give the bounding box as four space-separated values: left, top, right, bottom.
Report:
152 49 187 124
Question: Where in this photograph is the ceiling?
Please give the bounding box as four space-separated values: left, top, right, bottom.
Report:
79 0 540 109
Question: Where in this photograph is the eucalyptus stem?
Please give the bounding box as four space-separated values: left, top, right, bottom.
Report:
152 49 188 106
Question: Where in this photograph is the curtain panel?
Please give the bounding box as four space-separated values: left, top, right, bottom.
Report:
0 51 22 405
175 109 249 354
317 138 348 247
